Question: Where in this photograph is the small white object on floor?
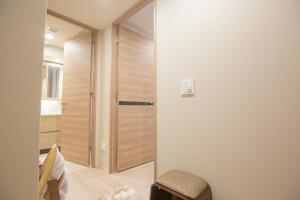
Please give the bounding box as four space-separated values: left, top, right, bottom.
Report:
100 187 143 200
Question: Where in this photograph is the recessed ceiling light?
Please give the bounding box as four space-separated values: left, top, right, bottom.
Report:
45 33 54 40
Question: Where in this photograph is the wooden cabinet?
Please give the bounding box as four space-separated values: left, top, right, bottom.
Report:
39 115 61 150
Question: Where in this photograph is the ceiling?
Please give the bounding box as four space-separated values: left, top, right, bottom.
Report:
47 0 141 30
125 2 154 35
45 14 85 48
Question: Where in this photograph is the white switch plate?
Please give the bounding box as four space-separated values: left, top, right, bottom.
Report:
101 142 107 152
181 79 195 96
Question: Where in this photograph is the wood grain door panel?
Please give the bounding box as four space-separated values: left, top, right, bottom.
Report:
116 26 155 171
61 31 92 166
118 26 154 102
117 106 154 171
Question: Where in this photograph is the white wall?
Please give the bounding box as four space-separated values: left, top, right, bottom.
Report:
0 0 46 199
95 25 113 170
43 44 64 63
156 0 300 200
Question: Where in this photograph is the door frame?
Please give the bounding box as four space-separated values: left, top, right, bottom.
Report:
46 9 98 167
109 0 157 175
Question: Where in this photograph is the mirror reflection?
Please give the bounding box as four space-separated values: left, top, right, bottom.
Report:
41 61 63 99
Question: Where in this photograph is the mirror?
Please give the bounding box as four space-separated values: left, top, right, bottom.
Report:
41 61 63 99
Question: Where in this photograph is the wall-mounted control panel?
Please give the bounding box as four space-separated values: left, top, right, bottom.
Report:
181 79 195 96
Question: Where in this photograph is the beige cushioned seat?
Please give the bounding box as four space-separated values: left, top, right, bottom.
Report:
155 170 208 199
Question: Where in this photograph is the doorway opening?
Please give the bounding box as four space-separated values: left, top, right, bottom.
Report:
39 12 97 170
110 0 156 177
39 1 156 199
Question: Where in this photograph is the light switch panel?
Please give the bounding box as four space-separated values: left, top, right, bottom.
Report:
101 142 107 152
181 79 195 96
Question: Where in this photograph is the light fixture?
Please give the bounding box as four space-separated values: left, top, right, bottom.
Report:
54 58 61 63
45 33 54 40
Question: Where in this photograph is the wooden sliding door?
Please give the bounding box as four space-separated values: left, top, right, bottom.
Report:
61 31 93 166
116 26 155 171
